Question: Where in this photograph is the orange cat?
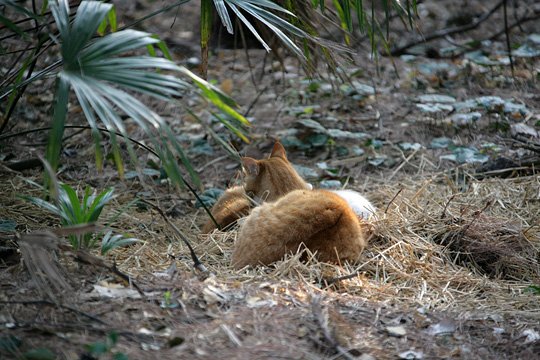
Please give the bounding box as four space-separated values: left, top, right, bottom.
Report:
202 141 369 268
231 188 366 268
201 142 311 233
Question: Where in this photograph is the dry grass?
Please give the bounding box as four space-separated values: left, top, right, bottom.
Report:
4 168 538 315
3 170 539 358
105 173 540 317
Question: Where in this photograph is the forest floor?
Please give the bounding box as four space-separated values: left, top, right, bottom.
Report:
1 1 540 359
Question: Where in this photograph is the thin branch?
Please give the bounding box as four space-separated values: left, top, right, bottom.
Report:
140 199 208 274
0 300 107 325
435 12 540 59
389 0 505 56
117 0 191 32
384 188 403 214
503 0 515 78
488 13 540 41
0 37 47 135
441 194 456 219
460 201 492 235
73 250 146 297
9 320 156 343
0 59 61 101
244 85 269 117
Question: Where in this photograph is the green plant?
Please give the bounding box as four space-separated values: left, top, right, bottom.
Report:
101 230 138 256
23 182 134 253
1 0 416 189
1 0 249 189
161 290 178 309
0 334 55 360
526 285 540 295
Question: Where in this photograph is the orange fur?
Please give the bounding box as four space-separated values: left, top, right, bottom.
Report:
203 141 367 268
201 186 251 233
201 142 310 233
242 142 311 202
231 189 366 269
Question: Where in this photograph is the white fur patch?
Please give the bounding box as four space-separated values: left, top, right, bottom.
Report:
331 190 376 219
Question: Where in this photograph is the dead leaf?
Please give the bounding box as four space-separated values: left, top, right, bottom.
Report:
511 123 539 140
220 78 234 95
427 319 456 336
399 350 424 359
91 284 141 299
386 325 407 337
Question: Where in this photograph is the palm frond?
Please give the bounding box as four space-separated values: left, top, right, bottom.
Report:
101 231 139 255
44 0 249 187
215 0 307 58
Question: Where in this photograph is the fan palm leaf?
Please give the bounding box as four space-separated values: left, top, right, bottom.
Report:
45 0 248 187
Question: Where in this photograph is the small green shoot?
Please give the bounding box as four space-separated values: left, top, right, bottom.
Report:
22 181 137 254
160 290 179 308
23 184 114 250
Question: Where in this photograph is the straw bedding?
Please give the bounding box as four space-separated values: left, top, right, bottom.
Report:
109 173 539 315
2 169 539 358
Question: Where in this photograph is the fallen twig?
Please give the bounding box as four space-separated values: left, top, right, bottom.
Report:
488 13 540 41
503 0 515 78
385 188 403 214
74 250 146 297
390 0 505 56
140 199 209 273
389 148 419 181
310 296 355 360
441 194 457 219
0 300 107 325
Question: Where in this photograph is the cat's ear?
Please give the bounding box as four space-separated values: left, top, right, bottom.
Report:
242 157 260 176
270 141 287 160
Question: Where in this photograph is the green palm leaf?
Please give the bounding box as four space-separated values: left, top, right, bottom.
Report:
101 231 139 255
45 0 249 188
213 0 307 58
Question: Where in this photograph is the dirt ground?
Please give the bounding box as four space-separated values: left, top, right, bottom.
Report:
1 1 540 359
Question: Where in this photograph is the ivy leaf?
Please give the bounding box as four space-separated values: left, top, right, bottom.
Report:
417 94 456 103
319 180 342 189
430 137 453 149
368 155 387 167
195 188 225 208
448 112 482 125
0 219 17 232
440 147 489 164
293 165 318 179
399 142 422 151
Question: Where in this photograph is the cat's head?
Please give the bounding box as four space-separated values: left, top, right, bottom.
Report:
241 142 311 202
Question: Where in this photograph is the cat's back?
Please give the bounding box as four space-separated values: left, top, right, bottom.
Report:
233 189 366 267
202 186 251 233
257 189 356 216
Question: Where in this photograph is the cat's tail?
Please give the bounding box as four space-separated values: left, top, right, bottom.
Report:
201 186 251 233
232 189 365 268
